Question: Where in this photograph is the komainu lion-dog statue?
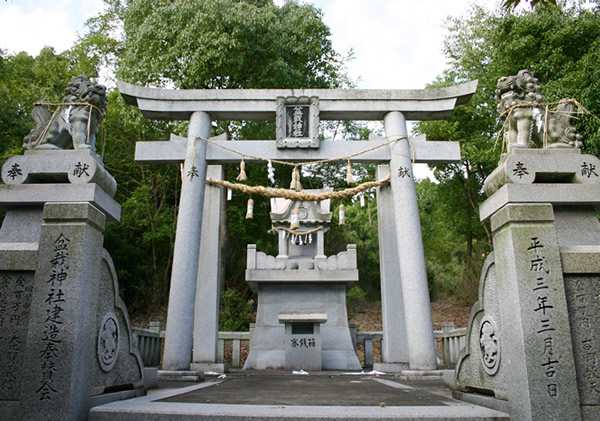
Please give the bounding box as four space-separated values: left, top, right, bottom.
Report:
23 75 107 153
495 69 583 150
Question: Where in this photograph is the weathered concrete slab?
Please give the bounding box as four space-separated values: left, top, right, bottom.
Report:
90 373 509 420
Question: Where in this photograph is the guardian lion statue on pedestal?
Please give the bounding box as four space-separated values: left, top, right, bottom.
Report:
23 75 107 153
495 69 583 150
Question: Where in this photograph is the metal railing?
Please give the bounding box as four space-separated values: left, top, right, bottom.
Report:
132 321 466 369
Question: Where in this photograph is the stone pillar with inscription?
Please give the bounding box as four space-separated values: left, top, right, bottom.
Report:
0 150 144 421
382 111 437 371
455 148 600 420
162 111 211 371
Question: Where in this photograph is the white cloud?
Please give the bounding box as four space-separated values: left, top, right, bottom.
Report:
0 0 105 56
312 0 501 89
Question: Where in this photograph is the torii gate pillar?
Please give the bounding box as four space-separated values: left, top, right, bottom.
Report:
383 111 437 370
162 111 211 370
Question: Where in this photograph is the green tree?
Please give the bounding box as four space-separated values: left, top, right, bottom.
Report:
416 1 600 303
73 0 347 312
0 47 96 164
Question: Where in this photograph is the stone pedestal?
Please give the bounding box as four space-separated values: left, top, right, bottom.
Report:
455 148 600 420
0 151 144 421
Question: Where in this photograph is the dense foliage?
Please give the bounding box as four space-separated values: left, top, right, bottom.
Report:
417 0 600 303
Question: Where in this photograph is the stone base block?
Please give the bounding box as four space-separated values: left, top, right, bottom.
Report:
190 363 229 374
453 390 511 414
158 370 204 382
373 362 410 373
394 370 445 381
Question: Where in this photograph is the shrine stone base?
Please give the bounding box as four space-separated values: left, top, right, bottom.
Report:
244 283 361 371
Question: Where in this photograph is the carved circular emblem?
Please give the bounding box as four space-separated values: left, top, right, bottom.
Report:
479 315 500 376
98 313 120 372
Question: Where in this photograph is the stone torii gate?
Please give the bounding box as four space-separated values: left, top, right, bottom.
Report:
118 81 477 373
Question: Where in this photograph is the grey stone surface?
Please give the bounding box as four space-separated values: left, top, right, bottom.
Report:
460 143 600 419
17 202 107 421
455 253 507 399
385 111 437 371
89 373 510 420
459 203 583 421
0 183 121 222
136 136 461 164
162 111 211 371
245 283 361 371
0 206 42 243
90 249 144 395
2 150 118 197
192 165 223 366
0 151 145 421
553 206 600 247
492 203 581 421
118 80 478 121
560 245 600 274
484 148 599 195
564 274 600 417
376 164 409 366
189 363 228 374
283 319 323 370
479 183 600 222
0 271 35 401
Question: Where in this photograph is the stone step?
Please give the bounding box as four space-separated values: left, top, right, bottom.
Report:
90 404 510 420
158 370 204 382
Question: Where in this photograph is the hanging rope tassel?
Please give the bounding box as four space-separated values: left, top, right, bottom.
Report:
347 159 354 185
338 204 346 226
290 166 303 191
290 207 300 230
245 198 254 219
236 159 248 182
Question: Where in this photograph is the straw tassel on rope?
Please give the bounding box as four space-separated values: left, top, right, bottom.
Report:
236 159 247 182
290 166 303 191
346 159 354 184
338 204 346 226
290 207 300 230
245 198 254 219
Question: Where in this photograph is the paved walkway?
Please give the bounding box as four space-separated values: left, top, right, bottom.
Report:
90 370 510 420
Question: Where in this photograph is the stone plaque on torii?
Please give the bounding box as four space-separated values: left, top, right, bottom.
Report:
118 81 478 373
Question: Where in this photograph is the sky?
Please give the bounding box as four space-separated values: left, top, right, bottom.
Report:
0 0 504 178
0 0 504 89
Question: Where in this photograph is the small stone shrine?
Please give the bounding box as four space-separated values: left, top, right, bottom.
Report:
0 76 145 421
244 193 361 370
454 70 600 420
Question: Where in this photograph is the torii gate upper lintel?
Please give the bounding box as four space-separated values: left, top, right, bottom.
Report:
117 80 478 373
